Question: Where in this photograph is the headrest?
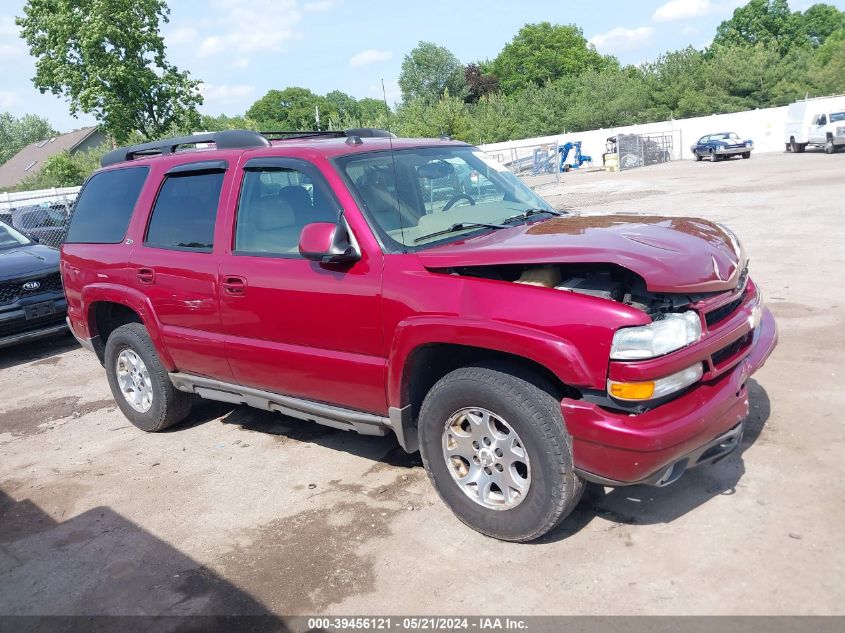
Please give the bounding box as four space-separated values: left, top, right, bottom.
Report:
278 185 313 210
251 199 295 231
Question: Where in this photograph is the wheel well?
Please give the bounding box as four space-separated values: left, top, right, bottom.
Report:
90 302 143 362
403 344 579 427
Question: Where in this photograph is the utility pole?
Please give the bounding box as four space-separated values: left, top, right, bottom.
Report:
315 105 321 131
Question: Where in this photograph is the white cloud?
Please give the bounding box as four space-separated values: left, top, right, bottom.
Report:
0 15 26 60
653 0 711 22
0 90 21 108
589 26 654 53
231 57 250 69
198 0 301 57
166 26 198 46
303 0 336 11
349 49 393 68
199 83 256 104
682 26 699 36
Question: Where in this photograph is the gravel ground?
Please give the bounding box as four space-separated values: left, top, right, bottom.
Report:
1 150 844 618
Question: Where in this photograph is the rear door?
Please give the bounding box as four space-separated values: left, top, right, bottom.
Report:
217 156 387 414
128 160 234 380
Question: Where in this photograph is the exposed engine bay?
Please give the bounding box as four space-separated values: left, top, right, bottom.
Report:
449 263 716 317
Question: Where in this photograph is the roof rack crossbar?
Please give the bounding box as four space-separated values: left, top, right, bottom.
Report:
259 130 346 139
100 130 271 167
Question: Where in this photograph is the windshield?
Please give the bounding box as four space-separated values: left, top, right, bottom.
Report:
0 220 32 250
830 112 845 122
335 146 558 250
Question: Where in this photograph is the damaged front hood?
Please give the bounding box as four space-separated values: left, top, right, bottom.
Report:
417 213 746 293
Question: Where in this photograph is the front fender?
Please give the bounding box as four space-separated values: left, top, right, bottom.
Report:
386 316 592 408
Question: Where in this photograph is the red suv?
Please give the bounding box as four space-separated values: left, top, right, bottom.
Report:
61 129 777 542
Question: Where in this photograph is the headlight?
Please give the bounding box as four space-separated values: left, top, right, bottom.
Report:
837 127 845 136
745 141 753 147
609 363 704 401
610 311 702 360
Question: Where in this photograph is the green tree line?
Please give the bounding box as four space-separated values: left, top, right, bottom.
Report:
4 0 844 191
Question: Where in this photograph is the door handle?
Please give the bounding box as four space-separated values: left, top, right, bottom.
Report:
222 275 247 297
137 268 155 284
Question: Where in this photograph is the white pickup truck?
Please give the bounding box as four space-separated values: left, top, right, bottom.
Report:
785 96 845 154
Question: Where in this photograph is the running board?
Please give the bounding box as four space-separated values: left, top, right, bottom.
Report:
168 372 391 437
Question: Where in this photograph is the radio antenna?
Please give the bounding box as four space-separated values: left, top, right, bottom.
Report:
382 79 405 248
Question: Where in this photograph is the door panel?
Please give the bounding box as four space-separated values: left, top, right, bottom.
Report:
129 164 233 381
219 157 387 414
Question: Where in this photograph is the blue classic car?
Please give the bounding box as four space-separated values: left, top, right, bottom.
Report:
691 132 754 161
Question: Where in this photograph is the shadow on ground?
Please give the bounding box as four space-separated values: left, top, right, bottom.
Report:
538 378 772 543
0 333 78 371
0 487 290 630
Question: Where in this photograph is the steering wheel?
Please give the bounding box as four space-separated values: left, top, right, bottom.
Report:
443 193 476 211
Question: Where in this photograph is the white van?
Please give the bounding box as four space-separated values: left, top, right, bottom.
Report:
785 96 845 154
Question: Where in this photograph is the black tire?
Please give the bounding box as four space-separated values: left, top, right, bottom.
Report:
695 152 703 162
709 149 717 162
742 152 751 159
797 143 807 153
104 323 192 432
825 137 835 154
790 138 798 153
418 362 584 542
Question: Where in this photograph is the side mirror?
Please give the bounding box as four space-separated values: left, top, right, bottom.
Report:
26 232 40 244
299 222 361 264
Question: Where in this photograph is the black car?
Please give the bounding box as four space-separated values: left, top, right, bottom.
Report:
0 220 68 348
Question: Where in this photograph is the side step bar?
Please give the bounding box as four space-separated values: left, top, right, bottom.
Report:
169 372 391 437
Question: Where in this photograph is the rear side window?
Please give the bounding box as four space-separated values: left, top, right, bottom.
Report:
145 171 224 253
66 167 149 243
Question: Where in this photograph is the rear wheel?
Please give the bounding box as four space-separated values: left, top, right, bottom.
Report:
104 323 192 432
418 363 584 542
790 138 800 153
695 152 703 162
825 137 836 154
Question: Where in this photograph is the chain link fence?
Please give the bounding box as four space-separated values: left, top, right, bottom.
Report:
0 187 81 249
482 141 562 191
613 130 682 172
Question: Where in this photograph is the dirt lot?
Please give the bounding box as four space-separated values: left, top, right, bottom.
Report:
2 151 844 617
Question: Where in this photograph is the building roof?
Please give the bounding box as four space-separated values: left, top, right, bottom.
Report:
0 126 102 190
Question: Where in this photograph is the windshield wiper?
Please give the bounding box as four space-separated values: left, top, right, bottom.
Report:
413 222 508 244
503 208 565 224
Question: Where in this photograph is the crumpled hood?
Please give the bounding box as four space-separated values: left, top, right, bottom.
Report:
417 213 746 293
0 244 60 281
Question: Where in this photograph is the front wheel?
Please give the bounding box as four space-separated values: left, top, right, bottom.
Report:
104 323 192 432
825 137 836 154
742 152 751 159
418 363 584 542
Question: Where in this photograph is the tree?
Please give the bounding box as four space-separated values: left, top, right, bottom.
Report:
713 0 802 54
246 87 326 130
491 22 614 94
464 63 499 104
0 113 56 165
17 0 203 143
798 4 845 46
398 41 466 104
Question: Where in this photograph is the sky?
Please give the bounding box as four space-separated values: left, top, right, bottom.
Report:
1 0 841 132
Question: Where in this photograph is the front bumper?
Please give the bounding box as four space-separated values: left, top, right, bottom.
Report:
564 305 777 486
0 295 68 349
715 145 752 155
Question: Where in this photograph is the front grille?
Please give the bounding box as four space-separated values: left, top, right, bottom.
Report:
0 272 63 305
711 332 752 367
705 293 744 328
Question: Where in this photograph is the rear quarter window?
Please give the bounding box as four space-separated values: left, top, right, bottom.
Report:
65 167 149 244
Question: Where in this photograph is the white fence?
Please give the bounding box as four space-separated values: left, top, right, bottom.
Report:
0 186 82 212
479 105 790 167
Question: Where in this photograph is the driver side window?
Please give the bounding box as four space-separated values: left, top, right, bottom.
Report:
234 165 339 257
